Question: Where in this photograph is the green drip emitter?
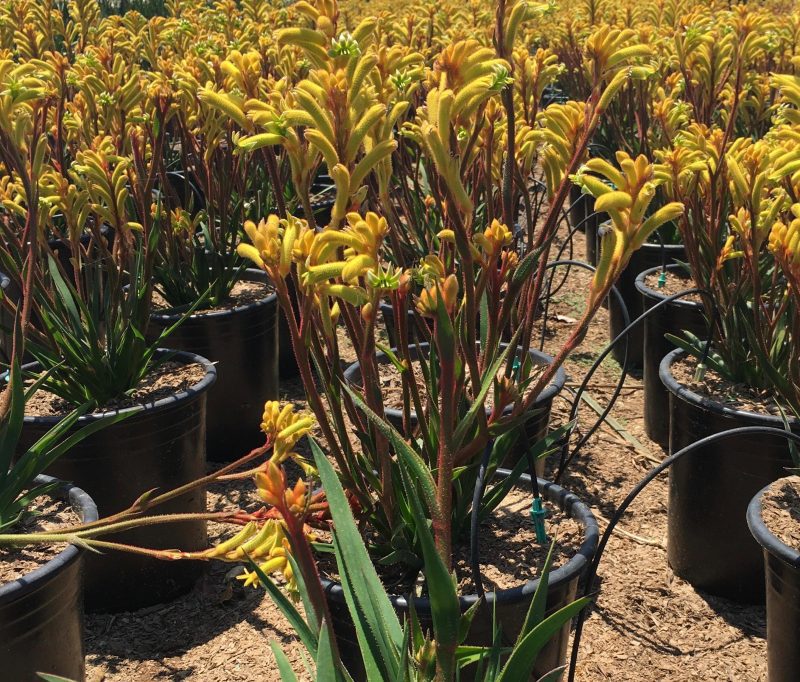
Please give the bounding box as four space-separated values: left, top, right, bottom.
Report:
693 362 707 382
531 496 548 544
657 269 667 289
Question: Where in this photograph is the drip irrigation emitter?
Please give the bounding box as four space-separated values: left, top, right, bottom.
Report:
465 263 722 641
565 426 800 682
650 229 668 288
468 260 628 602
467 422 550 650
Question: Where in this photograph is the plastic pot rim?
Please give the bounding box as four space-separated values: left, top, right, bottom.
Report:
659 348 800 428
16 348 217 424
321 471 599 611
150 268 276 322
747 481 800 570
634 264 703 311
0 475 98 606
342 341 567 420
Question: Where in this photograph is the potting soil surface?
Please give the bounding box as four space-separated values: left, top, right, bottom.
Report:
26 361 207 417
761 476 800 551
641 270 703 303
152 280 272 313
453 485 582 593
670 357 788 418
84 216 767 681
377 355 549 413
0 495 80 583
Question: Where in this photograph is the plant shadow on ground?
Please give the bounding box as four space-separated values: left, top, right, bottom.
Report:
590 598 761 657
693 589 767 637
542 444 628 522
85 561 282 676
85 473 294 679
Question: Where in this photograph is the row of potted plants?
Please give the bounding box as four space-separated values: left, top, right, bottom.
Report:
0 0 799 680
565 12 800 680
551 13 800 677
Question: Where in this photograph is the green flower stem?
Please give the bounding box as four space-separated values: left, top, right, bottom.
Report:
0 512 234 547
273 276 373 514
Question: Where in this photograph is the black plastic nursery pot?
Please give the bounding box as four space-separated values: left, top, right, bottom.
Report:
17 350 216 613
747 481 800 682
584 212 598 267
303 197 336 229
576 180 611 267
163 170 206 212
541 84 567 108
608 234 685 371
660 349 797 602
378 302 429 350
0 476 98 681
583 209 607 268
297 179 336 229
568 183 587 233
343 343 566 473
148 269 279 462
47 225 115 283
635 265 706 448
322 473 599 681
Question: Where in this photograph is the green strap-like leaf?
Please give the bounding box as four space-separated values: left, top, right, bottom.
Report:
396 460 460 679
247 555 318 654
287 554 321 636
270 641 301 682
517 542 556 646
316 621 338 682
480 422 574 520
452 333 520 451
497 597 591 682
311 439 403 681
535 665 568 682
342 384 440 521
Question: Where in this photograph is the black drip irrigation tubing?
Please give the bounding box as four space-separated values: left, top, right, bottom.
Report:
553 283 722 484
536 260 631 473
468 258 628 600
566 425 800 682
467 245 723 639
540 210 604 303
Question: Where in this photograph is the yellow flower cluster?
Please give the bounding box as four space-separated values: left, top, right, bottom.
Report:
202 519 300 592
260 401 315 465
770 206 800 283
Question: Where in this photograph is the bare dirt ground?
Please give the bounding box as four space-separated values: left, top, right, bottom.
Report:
85 221 766 681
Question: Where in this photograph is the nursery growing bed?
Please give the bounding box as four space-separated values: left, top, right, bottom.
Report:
83 229 767 681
